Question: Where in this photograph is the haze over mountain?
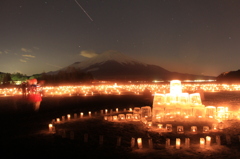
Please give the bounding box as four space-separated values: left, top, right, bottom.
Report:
47 50 215 81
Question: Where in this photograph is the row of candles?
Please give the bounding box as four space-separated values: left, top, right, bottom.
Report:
153 106 239 120
47 125 225 150
2 83 240 96
49 109 225 135
50 107 134 124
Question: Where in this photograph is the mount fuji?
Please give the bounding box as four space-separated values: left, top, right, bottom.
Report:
47 50 215 81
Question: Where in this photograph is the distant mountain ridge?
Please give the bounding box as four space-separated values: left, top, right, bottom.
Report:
217 69 240 83
47 50 215 81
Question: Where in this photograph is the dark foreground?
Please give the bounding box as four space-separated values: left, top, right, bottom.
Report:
0 95 153 158
0 92 240 158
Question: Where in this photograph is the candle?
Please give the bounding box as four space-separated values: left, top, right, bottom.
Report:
80 112 83 118
158 124 163 129
89 111 91 117
206 136 211 147
56 118 60 123
48 124 54 132
67 114 71 120
200 138 205 148
176 138 180 149
113 116 118 121
104 116 108 120
137 138 143 149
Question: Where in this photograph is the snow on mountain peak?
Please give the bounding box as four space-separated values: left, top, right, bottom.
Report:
71 50 147 70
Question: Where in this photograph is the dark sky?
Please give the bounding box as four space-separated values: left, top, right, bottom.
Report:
1 0 240 76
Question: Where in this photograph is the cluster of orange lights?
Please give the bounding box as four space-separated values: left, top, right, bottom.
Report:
1 83 240 97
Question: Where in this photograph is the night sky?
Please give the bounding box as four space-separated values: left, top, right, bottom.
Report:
1 0 240 76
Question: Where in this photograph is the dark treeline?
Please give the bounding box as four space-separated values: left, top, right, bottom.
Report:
40 67 94 85
0 72 28 85
0 67 94 86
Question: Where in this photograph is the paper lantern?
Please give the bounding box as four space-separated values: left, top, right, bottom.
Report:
200 138 205 148
137 138 143 149
176 138 181 149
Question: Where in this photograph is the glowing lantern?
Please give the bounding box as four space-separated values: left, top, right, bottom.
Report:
56 118 60 123
166 124 172 132
200 138 205 148
137 138 143 149
165 93 177 105
217 106 226 119
48 124 54 132
189 93 202 105
191 126 197 133
148 122 152 127
129 108 133 112
118 114 125 120
67 114 71 120
178 93 189 105
80 112 84 118
126 114 133 120
177 126 184 134
206 136 211 147
88 111 91 117
176 138 181 149
141 106 152 118
112 115 118 121
205 106 216 118
203 126 209 133
170 80 182 94
192 107 205 118
132 114 141 121
133 107 141 114
212 124 218 131
158 124 163 129
152 93 166 106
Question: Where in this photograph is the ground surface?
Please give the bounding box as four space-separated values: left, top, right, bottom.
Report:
0 92 240 158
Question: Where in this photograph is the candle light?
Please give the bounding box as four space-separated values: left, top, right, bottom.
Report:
191 126 197 133
56 118 60 123
48 124 54 132
206 136 211 147
176 138 180 149
67 114 71 120
80 112 83 118
89 111 91 117
148 122 152 127
113 115 118 121
137 138 143 149
158 124 163 129
200 138 205 148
